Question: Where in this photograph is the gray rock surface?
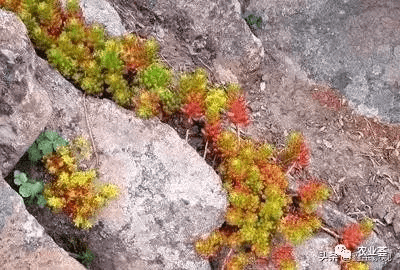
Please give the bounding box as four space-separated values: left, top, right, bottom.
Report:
0 174 86 269
245 0 400 123
0 11 53 177
79 0 127 36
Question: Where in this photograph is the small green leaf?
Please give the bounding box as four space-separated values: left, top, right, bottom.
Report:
30 181 44 197
36 195 47 207
44 130 58 141
38 139 53 155
19 184 33 198
53 137 68 151
14 171 28 186
27 144 42 162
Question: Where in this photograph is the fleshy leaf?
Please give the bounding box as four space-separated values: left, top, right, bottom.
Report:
19 184 33 198
38 139 53 155
14 171 28 185
27 144 42 162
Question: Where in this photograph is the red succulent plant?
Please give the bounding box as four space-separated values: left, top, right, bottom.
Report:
227 96 250 127
271 243 296 270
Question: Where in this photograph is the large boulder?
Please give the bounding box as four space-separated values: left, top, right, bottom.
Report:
0 11 53 178
0 174 86 269
245 0 400 123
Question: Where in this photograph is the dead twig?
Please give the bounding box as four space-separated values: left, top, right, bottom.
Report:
221 248 234 270
203 140 208 159
320 225 341 240
83 94 99 168
185 129 190 143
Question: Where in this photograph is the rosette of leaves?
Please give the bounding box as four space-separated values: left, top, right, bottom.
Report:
79 59 104 95
13 170 47 207
179 68 208 98
195 230 225 258
341 218 374 251
28 130 69 163
138 62 172 90
227 95 250 128
278 212 321 245
298 180 330 214
135 91 160 119
205 87 228 123
121 34 159 73
278 131 310 171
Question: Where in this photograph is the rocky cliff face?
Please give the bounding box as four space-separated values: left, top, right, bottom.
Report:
1 0 399 269
0 7 226 270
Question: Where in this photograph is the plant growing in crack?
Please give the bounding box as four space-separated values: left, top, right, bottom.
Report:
13 170 47 207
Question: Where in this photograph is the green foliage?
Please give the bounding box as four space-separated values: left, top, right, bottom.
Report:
138 63 172 90
216 131 240 158
135 91 160 119
156 87 181 115
195 231 225 258
179 68 208 98
259 187 289 221
104 72 132 106
13 170 46 207
27 130 69 163
98 39 124 73
229 191 260 212
244 14 262 29
279 213 321 245
85 23 106 51
66 0 81 15
78 249 96 268
47 46 78 78
205 88 228 122
31 25 54 52
80 60 104 94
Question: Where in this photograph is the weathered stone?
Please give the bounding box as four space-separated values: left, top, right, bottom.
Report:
0 11 53 178
245 0 400 123
107 0 264 85
0 175 85 269
295 232 340 270
79 0 127 36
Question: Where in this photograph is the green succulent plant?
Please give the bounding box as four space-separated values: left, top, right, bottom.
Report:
138 63 172 90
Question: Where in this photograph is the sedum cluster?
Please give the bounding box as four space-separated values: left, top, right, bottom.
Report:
43 135 118 229
196 130 330 269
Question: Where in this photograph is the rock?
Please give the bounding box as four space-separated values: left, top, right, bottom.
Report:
79 0 127 37
0 10 53 178
295 232 340 270
81 97 228 270
392 209 400 237
107 0 264 85
0 9 227 269
0 175 85 269
244 0 400 123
